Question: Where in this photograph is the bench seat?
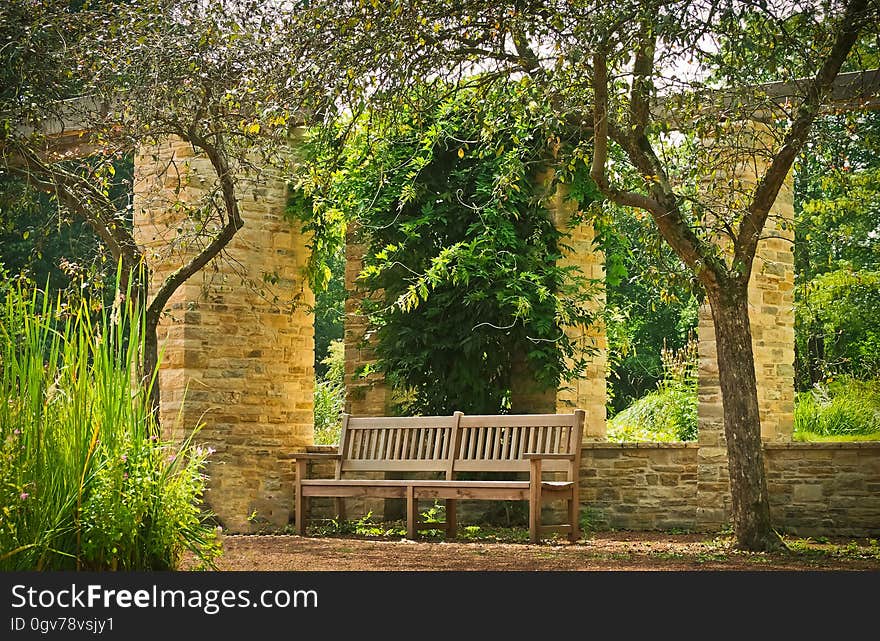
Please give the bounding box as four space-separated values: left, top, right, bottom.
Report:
293 410 585 543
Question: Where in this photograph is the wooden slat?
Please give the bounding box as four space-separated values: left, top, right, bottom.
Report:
350 430 360 458
554 425 563 454
476 427 486 460
501 427 511 460
361 430 370 458
414 487 530 501
341 460 448 472
349 416 456 429
401 428 411 459
452 459 570 473
460 414 578 427
493 427 503 460
360 430 369 458
446 413 463 481
467 428 476 460
417 428 426 459
301 486 409 499
433 427 443 459
372 429 382 459
374 429 383 459
388 428 402 461
413 480 530 488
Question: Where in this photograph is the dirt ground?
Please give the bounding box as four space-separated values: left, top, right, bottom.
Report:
188 530 880 571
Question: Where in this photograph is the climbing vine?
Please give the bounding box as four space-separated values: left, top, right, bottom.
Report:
294 80 603 414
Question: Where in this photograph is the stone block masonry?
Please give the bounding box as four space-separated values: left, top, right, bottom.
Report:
695 124 797 530
133 137 314 532
581 443 699 531
297 442 880 536
764 443 880 537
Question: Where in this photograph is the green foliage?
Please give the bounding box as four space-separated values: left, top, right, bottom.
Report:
313 249 345 377
794 377 880 441
793 111 880 388
607 339 698 442
796 269 880 385
0 273 220 570
308 510 533 544
602 204 700 413
304 81 601 415
314 340 345 445
0 160 133 306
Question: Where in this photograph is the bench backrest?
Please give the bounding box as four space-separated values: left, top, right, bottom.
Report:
336 410 584 479
338 413 462 477
454 412 584 474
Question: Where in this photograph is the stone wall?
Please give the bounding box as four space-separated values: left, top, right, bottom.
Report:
133 137 314 532
582 442 880 536
764 443 880 537
297 441 880 537
545 180 607 439
581 443 699 531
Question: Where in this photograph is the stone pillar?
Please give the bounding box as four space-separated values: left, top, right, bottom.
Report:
542 176 607 440
509 354 556 414
696 302 731 528
344 222 392 416
695 123 796 529
749 185 796 442
133 137 314 532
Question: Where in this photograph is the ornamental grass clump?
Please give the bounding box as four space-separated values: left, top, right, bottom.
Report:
0 275 220 570
607 339 698 442
794 377 880 441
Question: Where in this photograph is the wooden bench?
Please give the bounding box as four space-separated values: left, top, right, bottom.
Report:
293 410 585 543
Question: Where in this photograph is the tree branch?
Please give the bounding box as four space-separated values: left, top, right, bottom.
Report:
590 51 722 289
734 0 872 282
144 130 244 322
630 19 655 136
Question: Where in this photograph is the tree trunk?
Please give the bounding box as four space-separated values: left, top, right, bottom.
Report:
706 283 785 552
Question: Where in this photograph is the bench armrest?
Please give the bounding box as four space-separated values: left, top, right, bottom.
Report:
291 453 342 461
523 453 576 461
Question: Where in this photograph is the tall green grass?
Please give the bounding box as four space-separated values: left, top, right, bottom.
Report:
314 340 345 445
0 274 219 570
794 377 880 441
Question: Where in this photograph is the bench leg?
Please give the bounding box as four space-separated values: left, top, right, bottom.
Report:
406 485 417 540
529 458 542 543
568 497 580 542
568 476 581 542
335 497 346 522
445 499 457 539
295 460 306 536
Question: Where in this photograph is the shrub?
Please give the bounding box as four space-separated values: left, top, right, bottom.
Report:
794 377 880 440
0 275 220 570
796 268 880 388
607 339 698 442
